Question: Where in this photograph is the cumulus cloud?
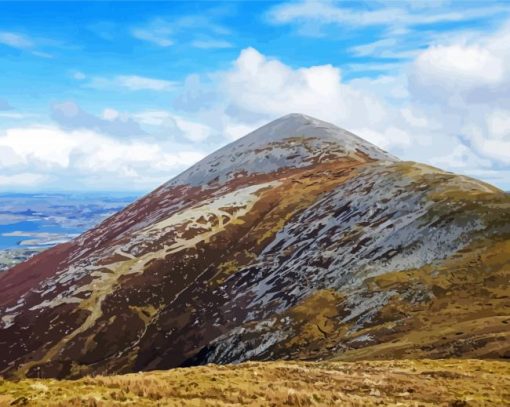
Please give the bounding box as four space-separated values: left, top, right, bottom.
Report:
409 45 506 104
0 97 217 190
408 20 510 105
0 125 206 190
176 47 413 150
407 21 510 168
348 127 411 150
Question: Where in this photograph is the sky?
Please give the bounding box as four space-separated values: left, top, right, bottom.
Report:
1 0 509 192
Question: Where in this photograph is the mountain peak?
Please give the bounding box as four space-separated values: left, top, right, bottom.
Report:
168 114 397 187
241 113 362 144
272 112 321 124
277 112 311 120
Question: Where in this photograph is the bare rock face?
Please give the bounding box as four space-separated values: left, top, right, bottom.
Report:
1 114 509 378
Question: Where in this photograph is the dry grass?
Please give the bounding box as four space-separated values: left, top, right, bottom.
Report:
1 359 509 406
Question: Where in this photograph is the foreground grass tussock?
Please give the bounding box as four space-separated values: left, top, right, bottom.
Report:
1 359 509 406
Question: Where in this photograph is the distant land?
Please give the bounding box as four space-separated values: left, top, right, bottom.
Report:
0 193 137 271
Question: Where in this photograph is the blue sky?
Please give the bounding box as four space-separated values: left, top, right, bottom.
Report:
1 0 510 192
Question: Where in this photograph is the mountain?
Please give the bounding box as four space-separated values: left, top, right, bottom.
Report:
1 114 509 379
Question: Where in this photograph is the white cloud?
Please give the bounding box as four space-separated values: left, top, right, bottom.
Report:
348 37 423 61
350 127 411 150
172 116 211 142
102 108 120 121
0 146 24 168
223 120 264 141
51 102 214 144
133 110 213 142
0 100 215 190
30 50 52 59
487 109 510 140
217 47 392 129
466 124 510 165
0 112 25 120
131 19 174 47
409 44 505 102
407 21 510 170
0 173 48 188
132 15 231 48
0 32 33 49
132 110 173 126
349 38 398 57
267 1 510 32
0 125 206 191
0 111 40 121
408 20 510 106
87 75 176 92
431 144 491 169
266 0 510 73
116 75 175 91
400 107 430 128
51 101 145 137
177 47 407 149
0 31 53 58
344 62 403 75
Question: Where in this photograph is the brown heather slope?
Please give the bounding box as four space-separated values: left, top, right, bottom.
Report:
0 114 509 379
1 359 509 406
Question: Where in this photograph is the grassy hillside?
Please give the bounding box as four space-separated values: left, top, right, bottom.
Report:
1 359 509 406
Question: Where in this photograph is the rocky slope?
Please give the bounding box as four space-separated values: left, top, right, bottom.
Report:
0 114 508 379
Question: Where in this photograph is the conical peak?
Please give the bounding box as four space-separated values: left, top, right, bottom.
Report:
242 113 346 144
234 113 385 152
167 114 397 187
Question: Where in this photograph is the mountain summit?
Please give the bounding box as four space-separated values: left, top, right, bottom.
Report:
168 113 396 187
1 114 509 378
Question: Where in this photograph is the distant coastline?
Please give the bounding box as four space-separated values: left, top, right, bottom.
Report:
0 192 137 271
